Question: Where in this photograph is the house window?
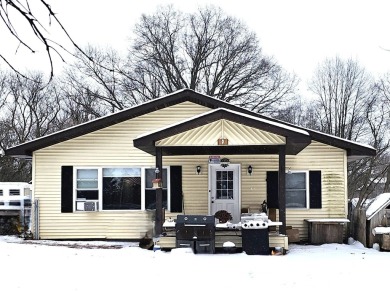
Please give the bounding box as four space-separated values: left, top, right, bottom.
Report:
9 189 20 196
102 168 141 210
286 172 309 208
145 168 168 210
0 189 3 196
76 169 99 200
74 167 170 211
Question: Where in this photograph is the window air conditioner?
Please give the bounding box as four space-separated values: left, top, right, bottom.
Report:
76 200 99 212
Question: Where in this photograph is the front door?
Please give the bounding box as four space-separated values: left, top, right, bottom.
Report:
209 164 240 223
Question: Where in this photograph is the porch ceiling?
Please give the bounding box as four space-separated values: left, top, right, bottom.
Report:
134 108 311 156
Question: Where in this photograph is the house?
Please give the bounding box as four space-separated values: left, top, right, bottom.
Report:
5 89 376 249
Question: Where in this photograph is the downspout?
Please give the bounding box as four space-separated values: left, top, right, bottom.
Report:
32 152 39 240
34 199 39 240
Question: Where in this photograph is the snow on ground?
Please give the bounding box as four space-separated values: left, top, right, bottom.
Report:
1 235 389 291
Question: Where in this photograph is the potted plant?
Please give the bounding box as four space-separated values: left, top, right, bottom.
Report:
214 210 233 223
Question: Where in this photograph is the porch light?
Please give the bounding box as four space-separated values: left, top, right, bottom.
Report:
247 165 253 175
196 165 201 175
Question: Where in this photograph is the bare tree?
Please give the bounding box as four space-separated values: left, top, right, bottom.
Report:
271 98 319 130
348 90 390 201
375 73 390 193
309 57 390 243
0 0 94 81
346 87 390 244
61 46 132 119
308 57 372 141
122 5 297 112
0 71 64 181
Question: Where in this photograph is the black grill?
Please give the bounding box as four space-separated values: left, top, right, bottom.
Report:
175 215 215 254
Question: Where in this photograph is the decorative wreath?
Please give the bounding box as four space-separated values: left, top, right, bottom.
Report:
214 210 233 223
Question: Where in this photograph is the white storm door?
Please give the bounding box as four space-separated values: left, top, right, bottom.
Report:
209 164 240 223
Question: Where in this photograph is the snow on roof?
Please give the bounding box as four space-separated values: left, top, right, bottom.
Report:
366 193 390 220
306 128 376 151
6 90 190 151
372 227 390 236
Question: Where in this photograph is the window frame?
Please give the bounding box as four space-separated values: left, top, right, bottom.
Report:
73 166 170 212
144 167 170 210
102 167 142 210
75 168 100 201
285 170 310 209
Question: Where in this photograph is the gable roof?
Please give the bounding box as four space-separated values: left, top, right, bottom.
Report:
134 108 311 155
5 89 376 160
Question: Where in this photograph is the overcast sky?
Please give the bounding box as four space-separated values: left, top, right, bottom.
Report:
2 0 390 97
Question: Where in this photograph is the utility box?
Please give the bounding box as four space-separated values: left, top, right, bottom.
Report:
305 219 349 244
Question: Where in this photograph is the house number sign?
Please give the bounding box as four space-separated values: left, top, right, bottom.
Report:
217 138 228 145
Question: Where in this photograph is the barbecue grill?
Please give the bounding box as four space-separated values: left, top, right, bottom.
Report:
241 213 270 255
175 214 215 254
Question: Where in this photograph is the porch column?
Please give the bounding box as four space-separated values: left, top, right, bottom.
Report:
278 145 286 235
155 147 163 236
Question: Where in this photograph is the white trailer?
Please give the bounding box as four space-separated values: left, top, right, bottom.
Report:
0 182 32 232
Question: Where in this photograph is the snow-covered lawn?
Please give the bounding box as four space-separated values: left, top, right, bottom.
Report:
0 235 389 291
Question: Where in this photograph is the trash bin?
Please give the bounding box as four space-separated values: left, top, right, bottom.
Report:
241 220 270 255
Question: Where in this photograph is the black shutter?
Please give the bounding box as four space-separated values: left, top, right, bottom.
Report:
170 166 183 212
266 171 279 209
309 171 322 209
61 166 73 213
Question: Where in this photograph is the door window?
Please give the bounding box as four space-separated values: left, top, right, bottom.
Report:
216 170 234 199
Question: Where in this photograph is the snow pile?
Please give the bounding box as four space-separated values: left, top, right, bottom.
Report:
1 235 390 291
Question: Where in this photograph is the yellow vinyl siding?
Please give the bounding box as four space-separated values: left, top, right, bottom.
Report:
33 102 211 239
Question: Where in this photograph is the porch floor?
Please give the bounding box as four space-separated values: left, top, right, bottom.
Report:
158 228 289 251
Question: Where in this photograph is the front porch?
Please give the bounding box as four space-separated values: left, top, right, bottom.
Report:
134 109 313 237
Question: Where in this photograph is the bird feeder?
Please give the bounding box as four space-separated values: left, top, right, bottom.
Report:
152 178 162 189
